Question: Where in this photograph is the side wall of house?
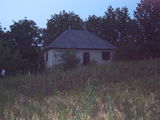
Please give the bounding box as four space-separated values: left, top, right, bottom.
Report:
76 49 114 64
44 49 115 68
44 49 63 68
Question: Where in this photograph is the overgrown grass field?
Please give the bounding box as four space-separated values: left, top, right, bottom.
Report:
0 59 160 120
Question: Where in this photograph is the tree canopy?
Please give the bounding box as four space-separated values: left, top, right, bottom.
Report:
0 19 43 74
135 0 160 58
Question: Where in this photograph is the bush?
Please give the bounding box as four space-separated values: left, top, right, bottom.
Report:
59 50 80 70
114 44 148 61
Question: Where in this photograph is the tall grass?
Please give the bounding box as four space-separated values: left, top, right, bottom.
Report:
0 59 160 119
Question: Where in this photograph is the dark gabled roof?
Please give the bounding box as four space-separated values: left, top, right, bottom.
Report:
46 30 116 50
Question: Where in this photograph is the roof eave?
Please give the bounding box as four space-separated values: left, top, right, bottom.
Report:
44 47 117 52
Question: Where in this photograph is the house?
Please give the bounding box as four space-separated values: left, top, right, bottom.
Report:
44 30 116 68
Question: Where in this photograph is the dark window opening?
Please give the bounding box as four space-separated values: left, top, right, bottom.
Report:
83 52 90 65
46 52 48 61
102 52 110 61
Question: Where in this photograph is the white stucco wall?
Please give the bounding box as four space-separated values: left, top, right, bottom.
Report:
44 49 114 68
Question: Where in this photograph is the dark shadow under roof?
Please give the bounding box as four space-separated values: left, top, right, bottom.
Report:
47 30 116 50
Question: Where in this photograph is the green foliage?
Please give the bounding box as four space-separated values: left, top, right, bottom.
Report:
10 18 43 72
86 3 160 60
82 79 96 117
0 25 4 36
59 50 80 71
10 18 41 47
0 39 22 74
86 6 134 46
104 6 132 46
86 15 103 38
0 18 44 74
114 44 146 61
135 0 160 58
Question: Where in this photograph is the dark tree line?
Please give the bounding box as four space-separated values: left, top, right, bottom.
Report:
0 19 44 74
135 0 160 58
0 0 160 74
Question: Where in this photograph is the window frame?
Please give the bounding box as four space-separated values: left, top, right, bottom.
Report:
102 52 110 61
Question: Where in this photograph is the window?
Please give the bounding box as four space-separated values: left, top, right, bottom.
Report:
102 52 110 61
46 52 48 61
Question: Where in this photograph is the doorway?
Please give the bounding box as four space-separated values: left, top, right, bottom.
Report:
83 52 90 65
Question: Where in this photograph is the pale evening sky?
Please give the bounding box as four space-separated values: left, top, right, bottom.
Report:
0 0 140 30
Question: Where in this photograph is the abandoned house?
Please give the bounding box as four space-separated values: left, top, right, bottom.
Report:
44 30 116 68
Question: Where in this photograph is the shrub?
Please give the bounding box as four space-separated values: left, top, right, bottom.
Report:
59 50 80 70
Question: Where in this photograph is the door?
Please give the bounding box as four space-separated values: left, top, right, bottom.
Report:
83 52 90 65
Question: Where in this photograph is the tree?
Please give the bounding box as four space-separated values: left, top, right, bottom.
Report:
10 18 41 48
103 6 134 46
44 11 84 46
114 7 132 45
0 25 3 36
86 6 134 46
86 6 143 60
86 15 104 38
0 39 22 74
0 26 28 74
0 25 5 43
86 6 118 45
9 18 43 73
134 0 160 58
103 6 118 45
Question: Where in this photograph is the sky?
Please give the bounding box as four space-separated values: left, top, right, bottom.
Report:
0 0 140 30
